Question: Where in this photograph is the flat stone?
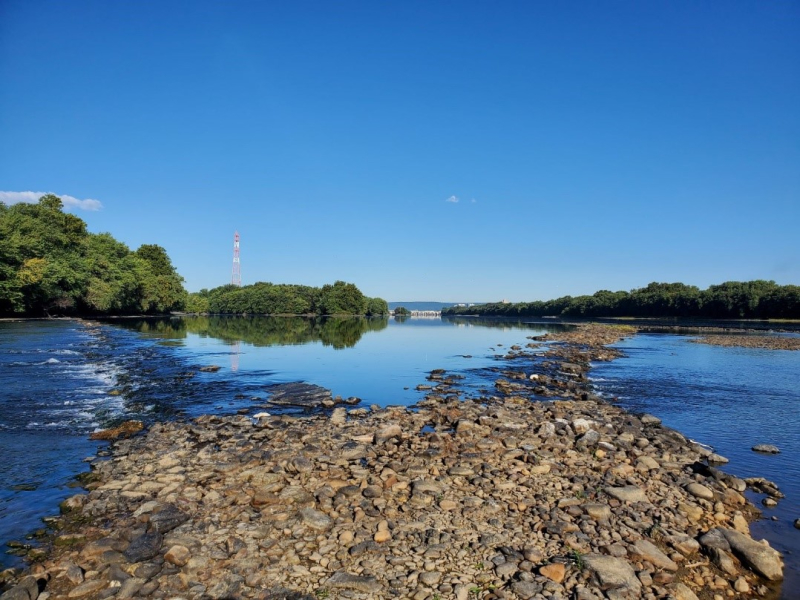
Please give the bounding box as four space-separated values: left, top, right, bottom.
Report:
539 562 566 583
67 581 107 598
583 503 611 521
375 424 402 444
686 482 714 500
671 582 699 600
719 527 784 581
116 578 146 600
299 508 332 530
325 571 381 593
419 571 441 586
631 539 678 571
752 444 780 454
583 554 641 596
605 485 647 503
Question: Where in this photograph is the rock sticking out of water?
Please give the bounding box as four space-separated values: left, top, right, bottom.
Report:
752 444 780 454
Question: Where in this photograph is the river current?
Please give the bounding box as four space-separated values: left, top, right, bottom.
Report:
1 316 799 597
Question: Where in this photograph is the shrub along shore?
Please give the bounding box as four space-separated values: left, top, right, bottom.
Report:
0 325 785 600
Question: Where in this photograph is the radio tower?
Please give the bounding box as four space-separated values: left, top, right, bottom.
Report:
231 231 241 286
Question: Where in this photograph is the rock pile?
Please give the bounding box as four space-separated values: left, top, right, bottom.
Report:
0 325 785 600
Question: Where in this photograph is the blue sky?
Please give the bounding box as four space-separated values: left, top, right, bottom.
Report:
1 1 798 301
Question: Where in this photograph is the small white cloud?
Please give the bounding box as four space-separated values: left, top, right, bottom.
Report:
445 195 459 203
0 191 103 211
471 198 477 204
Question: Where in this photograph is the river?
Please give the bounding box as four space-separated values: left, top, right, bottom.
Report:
1 316 798 597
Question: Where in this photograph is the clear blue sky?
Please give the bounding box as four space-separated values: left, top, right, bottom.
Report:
1 1 798 301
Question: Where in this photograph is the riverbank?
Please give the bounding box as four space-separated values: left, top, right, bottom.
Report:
0 325 786 600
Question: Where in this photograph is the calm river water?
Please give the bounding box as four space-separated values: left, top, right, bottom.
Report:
1 316 799 597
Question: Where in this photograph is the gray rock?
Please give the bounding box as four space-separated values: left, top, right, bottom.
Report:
630 539 678 571
671 582 699 600
348 540 380 556
640 414 662 426
698 528 731 552
123 531 163 563
576 429 601 449
67 581 107 599
708 453 729 464
583 554 642 596
604 485 647 503
752 444 780 454
685 482 714 500
719 527 783 581
148 504 188 534
325 571 381 593
510 581 543 599
266 382 333 407
206 574 244 600
299 507 332 530
0 576 40 600
708 547 738 576
116 578 146 600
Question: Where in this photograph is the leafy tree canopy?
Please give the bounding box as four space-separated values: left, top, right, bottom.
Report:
0 195 186 316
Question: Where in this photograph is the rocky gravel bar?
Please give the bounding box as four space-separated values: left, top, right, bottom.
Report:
690 335 800 351
0 325 787 600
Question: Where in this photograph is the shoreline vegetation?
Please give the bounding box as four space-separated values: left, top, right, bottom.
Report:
0 196 186 318
442 281 800 321
0 324 786 600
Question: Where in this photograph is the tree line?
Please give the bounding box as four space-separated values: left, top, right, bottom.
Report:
0 195 186 316
185 280 389 316
442 281 800 320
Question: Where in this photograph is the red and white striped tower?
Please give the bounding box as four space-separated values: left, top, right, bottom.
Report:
231 231 241 286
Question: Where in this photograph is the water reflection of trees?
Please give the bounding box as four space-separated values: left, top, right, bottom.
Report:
115 316 389 349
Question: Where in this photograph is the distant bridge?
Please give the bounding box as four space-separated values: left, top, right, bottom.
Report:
392 310 442 318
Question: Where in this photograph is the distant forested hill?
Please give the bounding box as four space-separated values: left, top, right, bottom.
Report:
442 281 800 320
0 194 186 316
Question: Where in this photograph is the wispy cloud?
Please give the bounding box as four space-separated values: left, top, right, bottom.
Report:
471 198 477 203
445 195 459 203
0 191 103 211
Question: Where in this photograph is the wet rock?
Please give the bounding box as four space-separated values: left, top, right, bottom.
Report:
719 528 784 581
752 444 780 454
266 382 333 408
198 365 221 372
122 532 162 563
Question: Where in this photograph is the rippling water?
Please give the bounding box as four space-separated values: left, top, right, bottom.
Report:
591 333 800 598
